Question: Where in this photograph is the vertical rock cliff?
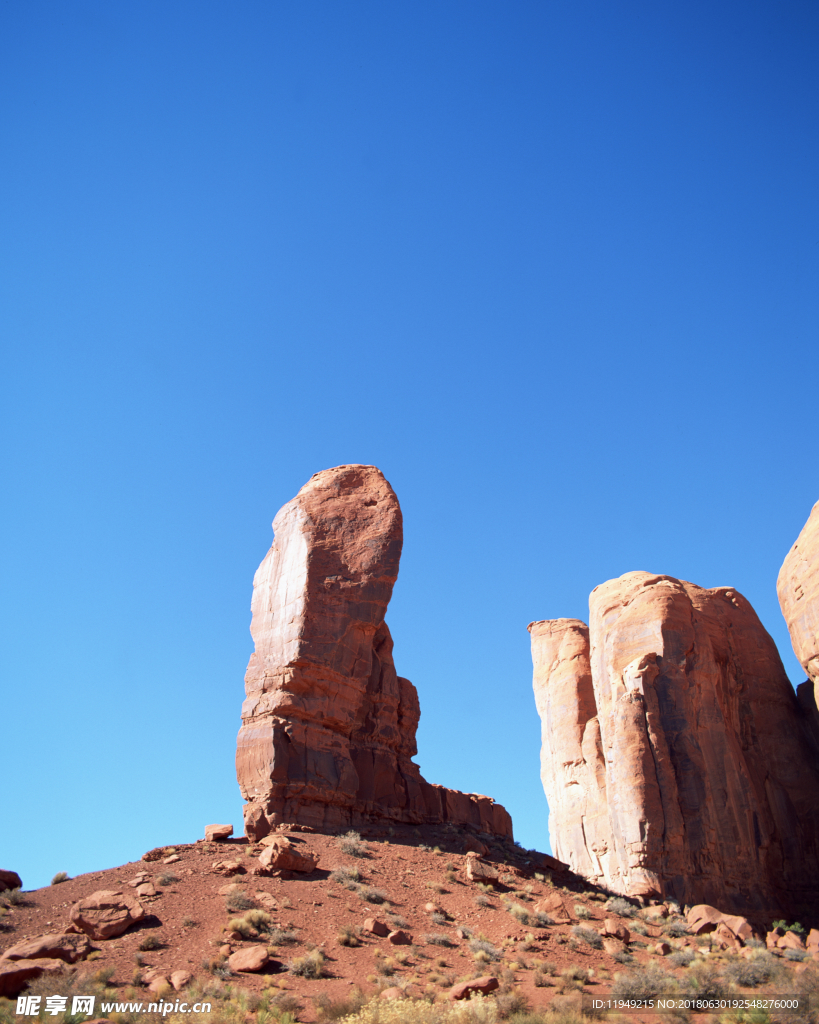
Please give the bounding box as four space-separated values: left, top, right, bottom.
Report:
778 500 819 712
531 571 819 915
237 464 512 840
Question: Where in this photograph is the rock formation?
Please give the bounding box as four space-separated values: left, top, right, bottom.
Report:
778 499 819 711
530 571 819 915
236 464 512 840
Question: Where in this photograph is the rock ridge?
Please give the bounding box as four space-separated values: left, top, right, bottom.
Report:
236 465 512 840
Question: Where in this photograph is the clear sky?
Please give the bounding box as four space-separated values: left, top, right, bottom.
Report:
2 0 817 891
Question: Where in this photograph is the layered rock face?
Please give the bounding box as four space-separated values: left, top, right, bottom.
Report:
778 500 819 709
529 619 611 886
237 465 512 840
530 571 819 915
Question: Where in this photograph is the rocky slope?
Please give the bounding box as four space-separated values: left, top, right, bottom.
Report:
530 572 819 916
236 465 511 841
3 827 817 1023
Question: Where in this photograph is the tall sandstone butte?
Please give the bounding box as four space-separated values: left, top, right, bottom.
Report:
530 571 819 915
778 499 819 717
236 465 512 841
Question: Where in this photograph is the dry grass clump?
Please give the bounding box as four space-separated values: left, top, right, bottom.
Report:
605 896 638 918
137 933 163 951
357 885 388 904
337 923 362 947
330 865 363 888
571 925 602 949
228 908 273 939
425 932 455 947
225 890 257 912
50 871 69 885
722 953 778 987
268 926 300 945
288 948 326 978
573 904 591 920
611 962 672 1001
336 830 369 858
469 938 501 961
314 988 367 1021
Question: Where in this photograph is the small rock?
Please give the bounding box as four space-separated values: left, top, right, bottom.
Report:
464 853 499 884
363 918 389 937
257 838 318 874
778 931 806 951
212 860 245 876
163 855 181 865
217 883 244 896
387 930 412 945
219 944 233 957
141 848 169 863
654 942 672 956
602 937 625 956
128 874 150 888
379 987 404 1000
534 891 571 924
171 970 192 991
424 902 439 914
68 890 145 940
205 824 234 842
228 946 269 973
449 976 499 1001
808 929 819 952
0 933 93 964
255 891 278 910
136 883 157 897
600 918 630 942
0 958 65 998
147 975 170 995
462 837 489 856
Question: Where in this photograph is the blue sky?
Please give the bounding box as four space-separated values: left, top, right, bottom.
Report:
2 0 817 890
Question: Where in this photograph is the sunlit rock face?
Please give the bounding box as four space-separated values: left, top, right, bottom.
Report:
778 499 819 716
531 571 819 916
236 464 512 841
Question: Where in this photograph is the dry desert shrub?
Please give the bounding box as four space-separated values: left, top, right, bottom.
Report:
330 864 363 888
357 884 388 904
314 987 367 1021
268 926 300 945
605 896 638 918
225 890 257 912
424 932 455 947
331 994 499 1023
469 938 501 961
289 947 326 978
573 904 591 920
571 925 602 949
722 953 778 987
50 871 69 884
337 922 361 947
336 830 369 858
610 962 671 1001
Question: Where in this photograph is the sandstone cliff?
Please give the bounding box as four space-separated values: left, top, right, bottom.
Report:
237 465 512 840
530 571 819 915
778 499 819 712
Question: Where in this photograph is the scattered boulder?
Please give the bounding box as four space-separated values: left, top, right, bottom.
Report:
257 837 318 874
146 975 170 995
68 890 146 940
0 958 66 998
687 906 753 944
228 946 269 973
128 873 150 887
379 987 404 1000
767 927 785 950
212 860 245 876
535 891 571 924
205 825 233 842
387 929 412 945
141 848 169 862
463 837 488 856
0 870 22 892
170 970 192 991
363 918 389 937
135 883 157 897
449 976 499 1001
464 853 499 884
602 937 626 956
777 931 806 951
255 891 278 910
808 929 819 952
600 919 630 942
0 933 93 964
654 942 672 956
162 854 181 864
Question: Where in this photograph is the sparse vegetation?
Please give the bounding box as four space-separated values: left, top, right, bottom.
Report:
571 925 602 949
664 917 690 937
268 927 300 945
51 871 69 884
605 896 638 918
289 948 326 978
469 938 501 961
573 904 591 920
330 864 363 888
157 871 178 886
338 923 361 947
225 890 257 912
425 932 454 947
723 954 778 986
137 933 163 951
611 963 671 1001
669 949 696 968
386 912 409 928
314 989 367 1021
357 885 388 904
229 909 273 938
336 830 369 858
785 948 809 962
475 893 493 908
772 920 806 934
3 888 25 906
182 916 198 928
